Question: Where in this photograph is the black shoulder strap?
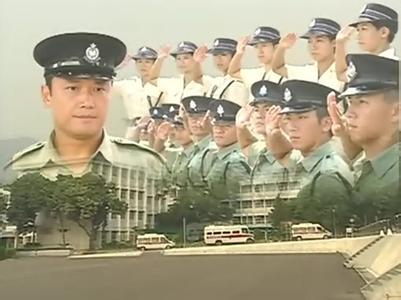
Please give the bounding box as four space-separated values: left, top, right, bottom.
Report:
310 171 353 196
218 80 236 99
209 85 219 98
200 149 212 183
223 159 251 182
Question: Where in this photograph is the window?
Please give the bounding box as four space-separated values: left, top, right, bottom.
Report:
222 231 230 235
206 232 212 236
213 232 222 235
232 230 240 234
111 213 118 219
241 228 249 233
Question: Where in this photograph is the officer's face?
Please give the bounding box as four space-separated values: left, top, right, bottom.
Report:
212 123 237 148
173 126 192 146
187 113 208 138
307 35 335 62
356 22 390 52
283 111 332 153
345 93 399 145
135 58 155 76
42 77 111 140
212 52 233 73
253 42 275 64
252 103 271 135
175 53 196 74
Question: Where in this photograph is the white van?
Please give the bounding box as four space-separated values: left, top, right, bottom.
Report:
291 223 332 241
204 225 254 246
136 234 175 251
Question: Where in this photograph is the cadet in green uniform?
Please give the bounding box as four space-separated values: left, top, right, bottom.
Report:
339 54 399 224
204 99 251 199
278 80 353 198
181 96 216 187
5 32 166 249
248 81 287 183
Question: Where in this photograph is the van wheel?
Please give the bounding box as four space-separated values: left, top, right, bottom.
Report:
296 236 302 241
246 238 254 244
323 235 329 239
138 247 146 252
215 240 223 246
165 245 171 250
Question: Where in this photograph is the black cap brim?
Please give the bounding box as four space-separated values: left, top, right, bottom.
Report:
300 31 335 39
170 51 194 58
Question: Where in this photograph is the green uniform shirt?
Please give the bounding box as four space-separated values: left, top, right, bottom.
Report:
204 143 251 198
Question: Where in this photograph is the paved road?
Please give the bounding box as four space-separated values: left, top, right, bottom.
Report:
0 253 364 300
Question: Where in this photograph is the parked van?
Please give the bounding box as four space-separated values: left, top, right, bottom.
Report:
136 234 175 251
291 223 332 241
204 225 254 246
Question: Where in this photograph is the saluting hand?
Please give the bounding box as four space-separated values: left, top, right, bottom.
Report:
327 92 348 137
336 26 355 44
235 104 253 129
193 46 208 64
156 121 172 141
236 36 250 54
200 110 213 133
158 44 171 59
265 105 282 135
279 33 297 49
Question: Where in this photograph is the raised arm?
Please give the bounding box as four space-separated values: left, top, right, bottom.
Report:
149 45 171 81
335 27 355 82
271 33 298 78
227 36 250 79
235 105 257 157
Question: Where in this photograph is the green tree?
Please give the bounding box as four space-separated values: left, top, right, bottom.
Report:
56 173 127 250
293 174 353 234
155 187 234 232
7 173 53 231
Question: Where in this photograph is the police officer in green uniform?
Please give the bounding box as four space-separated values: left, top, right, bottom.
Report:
181 96 216 187
339 54 399 224
204 99 251 200
278 80 353 199
248 81 287 183
5 32 166 249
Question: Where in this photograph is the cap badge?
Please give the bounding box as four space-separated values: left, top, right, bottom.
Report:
169 106 175 112
217 104 225 117
189 100 197 110
140 47 148 52
84 43 100 64
259 85 268 97
309 19 316 28
214 39 219 46
360 4 367 14
346 61 357 82
179 42 185 48
255 28 261 35
153 108 159 115
284 88 292 102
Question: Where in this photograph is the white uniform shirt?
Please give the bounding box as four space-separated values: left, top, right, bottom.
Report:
286 62 344 92
157 75 215 103
113 77 164 119
379 48 399 60
207 75 249 106
240 67 283 89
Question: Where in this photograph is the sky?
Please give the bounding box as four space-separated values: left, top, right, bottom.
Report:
0 0 399 141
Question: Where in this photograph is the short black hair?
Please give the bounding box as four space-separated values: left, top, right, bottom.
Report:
44 74 54 90
371 21 397 43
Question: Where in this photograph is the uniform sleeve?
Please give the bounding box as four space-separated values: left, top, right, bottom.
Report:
225 81 250 107
225 159 251 194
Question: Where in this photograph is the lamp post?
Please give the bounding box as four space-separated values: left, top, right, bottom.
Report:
332 207 337 238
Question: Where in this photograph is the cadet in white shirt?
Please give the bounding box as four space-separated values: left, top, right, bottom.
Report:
227 26 284 89
335 3 399 82
207 38 248 106
113 46 165 122
272 18 344 92
149 41 215 104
